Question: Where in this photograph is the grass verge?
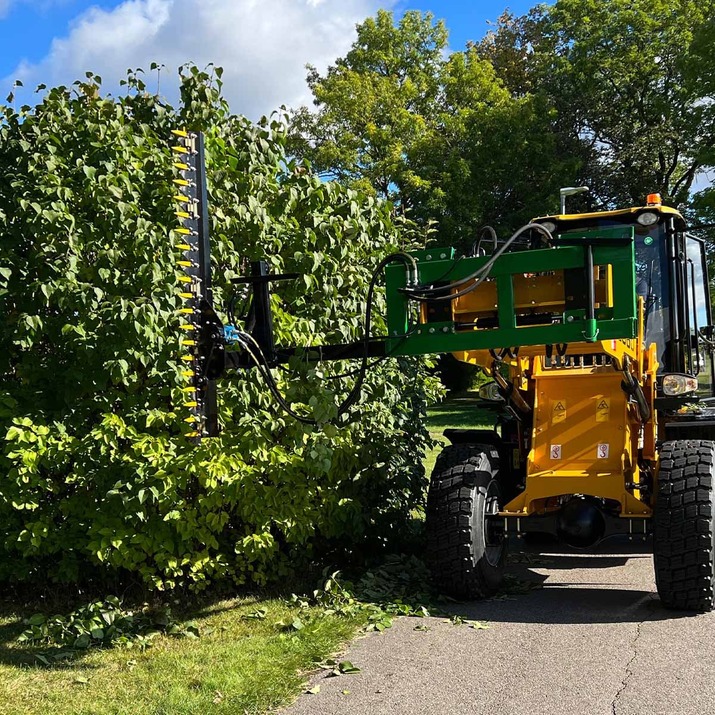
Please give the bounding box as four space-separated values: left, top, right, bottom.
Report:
0 597 362 715
0 394 491 715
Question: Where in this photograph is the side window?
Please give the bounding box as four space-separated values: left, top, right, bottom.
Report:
686 237 714 395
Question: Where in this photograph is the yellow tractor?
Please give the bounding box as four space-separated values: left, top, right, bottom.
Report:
422 195 715 611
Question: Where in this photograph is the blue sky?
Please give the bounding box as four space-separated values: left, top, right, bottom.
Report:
0 0 537 117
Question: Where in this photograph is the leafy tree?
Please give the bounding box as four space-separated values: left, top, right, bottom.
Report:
289 10 574 248
0 67 442 590
289 10 448 201
480 0 715 210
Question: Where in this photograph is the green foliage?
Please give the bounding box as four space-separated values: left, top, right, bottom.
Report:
288 10 571 248
293 556 436 637
0 66 443 591
481 0 715 210
17 596 196 662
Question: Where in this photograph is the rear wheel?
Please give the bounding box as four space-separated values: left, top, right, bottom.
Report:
426 444 506 599
654 439 715 611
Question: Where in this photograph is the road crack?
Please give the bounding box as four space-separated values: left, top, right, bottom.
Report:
612 597 657 715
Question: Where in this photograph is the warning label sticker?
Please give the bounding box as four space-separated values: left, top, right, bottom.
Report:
596 397 610 422
552 400 567 423
597 443 610 459
550 444 562 460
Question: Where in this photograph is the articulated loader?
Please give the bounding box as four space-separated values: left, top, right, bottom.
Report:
173 131 715 611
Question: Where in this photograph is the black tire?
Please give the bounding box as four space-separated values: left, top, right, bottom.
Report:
654 439 715 612
426 443 506 599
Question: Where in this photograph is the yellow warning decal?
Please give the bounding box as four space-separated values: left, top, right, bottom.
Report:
596 397 610 422
552 400 566 423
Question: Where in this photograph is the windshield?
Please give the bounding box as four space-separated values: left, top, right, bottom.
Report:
558 220 670 371
635 225 670 372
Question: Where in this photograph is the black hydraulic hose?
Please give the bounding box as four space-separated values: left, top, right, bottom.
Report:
470 225 498 257
235 251 420 424
403 223 554 303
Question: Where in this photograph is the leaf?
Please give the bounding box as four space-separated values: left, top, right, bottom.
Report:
338 660 361 674
74 634 91 649
306 685 321 694
468 621 490 630
73 677 90 685
243 608 267 620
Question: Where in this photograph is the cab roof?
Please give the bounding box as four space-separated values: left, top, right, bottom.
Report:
534 204 687 231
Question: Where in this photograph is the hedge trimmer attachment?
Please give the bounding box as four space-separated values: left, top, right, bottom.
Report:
171 130 220 440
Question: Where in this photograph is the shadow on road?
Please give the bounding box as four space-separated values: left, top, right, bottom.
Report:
444 538 695 626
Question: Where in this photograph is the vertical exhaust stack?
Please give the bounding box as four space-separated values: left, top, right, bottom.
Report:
171 130 219 441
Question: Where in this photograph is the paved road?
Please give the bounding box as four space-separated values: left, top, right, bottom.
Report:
283 540 715 715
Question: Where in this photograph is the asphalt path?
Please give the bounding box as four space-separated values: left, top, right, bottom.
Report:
283 539 715 715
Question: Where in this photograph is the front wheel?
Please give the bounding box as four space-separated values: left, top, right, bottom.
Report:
426 444 506 599
654 440 715 611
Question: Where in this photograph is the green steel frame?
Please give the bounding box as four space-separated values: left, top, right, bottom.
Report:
384 228 637 356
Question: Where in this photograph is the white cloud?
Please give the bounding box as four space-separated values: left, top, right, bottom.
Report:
2 0 396 118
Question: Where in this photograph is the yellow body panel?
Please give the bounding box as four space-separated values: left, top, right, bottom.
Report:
501 365 649 517
449 267 612 324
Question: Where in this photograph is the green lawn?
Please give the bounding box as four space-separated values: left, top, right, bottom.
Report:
0 598 362 715
423 392 494 475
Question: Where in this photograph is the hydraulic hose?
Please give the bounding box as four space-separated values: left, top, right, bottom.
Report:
403 223 553 303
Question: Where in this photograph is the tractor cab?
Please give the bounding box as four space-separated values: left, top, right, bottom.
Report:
533 198 714 397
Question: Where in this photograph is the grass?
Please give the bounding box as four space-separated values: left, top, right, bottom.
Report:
423 391 495 475
0 597 362 715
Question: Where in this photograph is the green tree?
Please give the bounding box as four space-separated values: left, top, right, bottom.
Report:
0 67 442 590
481 0 715 210
289 10 448 201
289 10 573 248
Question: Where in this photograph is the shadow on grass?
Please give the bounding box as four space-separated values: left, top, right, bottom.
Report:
426 392 497 431
0 587 267 670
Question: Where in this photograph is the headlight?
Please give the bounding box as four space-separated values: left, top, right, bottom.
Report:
662 374 698 396
478 381 505 402
636 211 659 226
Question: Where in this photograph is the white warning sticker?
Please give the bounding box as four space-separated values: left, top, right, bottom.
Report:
550 444 562 460
597 443 610 459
